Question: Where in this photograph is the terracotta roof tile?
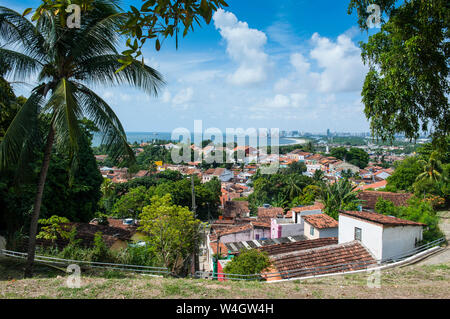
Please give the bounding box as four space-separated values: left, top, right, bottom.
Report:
302 214 338 229
290 203 324 213
357 191 413 210
341 211 426 227
258 207 284 219
259 237 337 256
223 201 250 219
265 241 376 280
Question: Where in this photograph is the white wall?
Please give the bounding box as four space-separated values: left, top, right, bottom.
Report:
271 219 303 238
382 226 423 261
339 214 383 260
338 215 424 261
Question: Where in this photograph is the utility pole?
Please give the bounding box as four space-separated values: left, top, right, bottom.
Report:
190 174 198 276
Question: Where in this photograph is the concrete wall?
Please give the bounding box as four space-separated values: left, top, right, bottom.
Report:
220 230 252 244
339 214 383 260
382 226 423 261
271 219 303 239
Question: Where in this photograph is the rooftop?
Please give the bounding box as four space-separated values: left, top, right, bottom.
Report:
357 191 413 210
302 214 338 229
266 241 376 280
340 211 426 227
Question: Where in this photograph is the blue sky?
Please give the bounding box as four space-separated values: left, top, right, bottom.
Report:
3 0 380 133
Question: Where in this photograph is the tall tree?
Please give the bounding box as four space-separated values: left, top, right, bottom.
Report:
348 0 449 148
0 1 164 277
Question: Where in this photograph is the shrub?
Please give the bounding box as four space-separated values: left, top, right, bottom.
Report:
223 249 271 279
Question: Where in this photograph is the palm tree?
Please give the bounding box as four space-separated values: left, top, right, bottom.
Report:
312 170 325 183
0 1 164 277
285 175 302 200
100 178 115 212
416 151 443 184
319 179 360 220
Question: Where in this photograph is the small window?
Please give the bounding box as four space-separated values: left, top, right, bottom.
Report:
355 227 362 241
310 227 315 236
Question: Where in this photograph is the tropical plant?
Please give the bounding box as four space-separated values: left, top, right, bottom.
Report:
0 0 164 277
36 215 71 244
223 249 271 280
319 179 361 220
415 151 443 185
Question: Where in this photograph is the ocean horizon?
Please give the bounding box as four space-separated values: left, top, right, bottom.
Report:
92 132 306 147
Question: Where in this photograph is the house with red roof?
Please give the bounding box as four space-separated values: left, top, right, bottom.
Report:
303 214 338 240
339 210 425 262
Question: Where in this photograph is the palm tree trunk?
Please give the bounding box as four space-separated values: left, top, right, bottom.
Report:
24 126 55 278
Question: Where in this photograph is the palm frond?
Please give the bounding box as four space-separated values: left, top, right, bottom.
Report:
44 78 83 155
0 92 43 170
0 6 46 61
0 48 43 81
74 81 135 164
74 55 165 95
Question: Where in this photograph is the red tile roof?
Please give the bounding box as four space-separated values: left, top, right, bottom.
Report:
357 191 413 210
223 201 250 219
259 237 337 256
290 203 324 213
258 207 284 219
210 224 253 240
354 180 387 191
340 211 426 227
266 241 376 280
302 214 338 229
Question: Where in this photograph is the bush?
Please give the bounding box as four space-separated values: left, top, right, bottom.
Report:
88 232 115 262
223 249 271 279
375 197 445 244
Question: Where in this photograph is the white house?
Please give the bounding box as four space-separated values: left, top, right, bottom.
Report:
338 210 425 262
302 214 338 240
202 168 233 183
289 203 325 233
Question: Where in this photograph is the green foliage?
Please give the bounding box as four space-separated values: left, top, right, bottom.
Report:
248 170 314 212
36 215 71 243
223 249 271 278
89 231 115 262
375 197 444 243
386 156 424 192
112 186 153 219
138 194 202 274
330 147 369 169
319 179 361 220
349 0 449 146
118 0 229 64
291 185 321 207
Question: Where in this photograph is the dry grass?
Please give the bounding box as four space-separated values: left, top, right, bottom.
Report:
0 258 449 299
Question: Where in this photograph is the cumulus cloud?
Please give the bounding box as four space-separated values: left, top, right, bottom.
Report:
310 32 367 93
274 32 367 95
213 9 270 86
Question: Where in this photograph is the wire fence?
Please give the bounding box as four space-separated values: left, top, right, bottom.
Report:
1 237 446 281
0 249 170 276
194 237 447 282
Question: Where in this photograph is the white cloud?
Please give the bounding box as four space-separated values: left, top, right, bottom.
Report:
213 9 270 86
172 87 194 106
310 32 367 93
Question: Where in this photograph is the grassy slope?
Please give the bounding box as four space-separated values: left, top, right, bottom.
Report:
0 258 449 299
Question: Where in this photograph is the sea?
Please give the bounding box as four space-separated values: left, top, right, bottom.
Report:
92 132 305 147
